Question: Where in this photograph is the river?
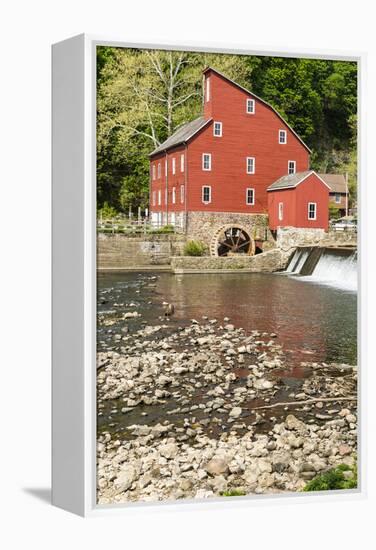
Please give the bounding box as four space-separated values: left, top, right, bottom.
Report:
97 271 357 366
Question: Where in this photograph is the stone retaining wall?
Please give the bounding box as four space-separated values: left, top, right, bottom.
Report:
276 227 357 252
97 233 186 269
171 249 287 273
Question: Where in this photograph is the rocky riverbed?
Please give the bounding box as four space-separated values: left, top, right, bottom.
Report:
97 313 357 504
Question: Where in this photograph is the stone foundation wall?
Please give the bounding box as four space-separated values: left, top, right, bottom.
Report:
185 211 274 249
171 249 287 273
97 233 186 269
276 227 357 252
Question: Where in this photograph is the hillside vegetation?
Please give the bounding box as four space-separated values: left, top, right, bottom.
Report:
97 48 357 215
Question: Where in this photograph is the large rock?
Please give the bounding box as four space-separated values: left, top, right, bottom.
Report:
113 465 137 494
159 443 179 459
285 414 307 434
204 457 229 476
253 378 274 390
229 407 242 418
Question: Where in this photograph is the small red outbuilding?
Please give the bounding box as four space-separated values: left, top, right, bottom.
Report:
267 170 330 231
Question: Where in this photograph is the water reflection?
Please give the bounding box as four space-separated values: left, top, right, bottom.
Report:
97 271 357 365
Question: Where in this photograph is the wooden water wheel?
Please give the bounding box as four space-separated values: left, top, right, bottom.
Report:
210 225 255 257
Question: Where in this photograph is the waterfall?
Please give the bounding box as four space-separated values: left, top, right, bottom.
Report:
284 247 357 291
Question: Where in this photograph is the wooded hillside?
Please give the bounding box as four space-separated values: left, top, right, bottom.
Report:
97 47 357 215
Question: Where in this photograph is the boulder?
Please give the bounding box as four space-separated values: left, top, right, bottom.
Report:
204 457 229 476
229 407 242 418
113 465 137 494
159 443 179 459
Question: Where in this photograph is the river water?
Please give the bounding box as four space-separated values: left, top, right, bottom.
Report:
97 271 357 366
97 271 357 440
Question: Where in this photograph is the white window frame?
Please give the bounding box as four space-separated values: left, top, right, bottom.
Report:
206 77 210 102
278 202 284 221
181 153 184 172
288 160 296 174
202 185 211 204
157 162 161 178
158 190 161 205
279 129 287 144
308 202 317 220
180 184 185 203
246 188 255 205
246 98 255 114
246 157 255 174
152 165 156 180
172 187 176 204
213 121 222 137
202 153 212 171
172 157 176 175
152 191 156 206
335 193 341 204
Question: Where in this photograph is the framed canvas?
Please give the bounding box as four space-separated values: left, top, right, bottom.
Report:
52 34 366 516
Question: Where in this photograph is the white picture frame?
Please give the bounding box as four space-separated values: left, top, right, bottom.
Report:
52 34 366 517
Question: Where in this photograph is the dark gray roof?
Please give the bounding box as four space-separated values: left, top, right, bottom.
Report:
318 173 347 193
150 117 212 156
267 171 315 191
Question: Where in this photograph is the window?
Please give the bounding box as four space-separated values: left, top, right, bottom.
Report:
180 184 185 203
152 165 156 180
158 190 161 205
279 130 287 144
206 77 210 102
278 202 284 221
308 202 317 220
246 98 255 114
152 191 156 206
172 157 176 175
246 188 255 205
172 187 176 204
246 157 255 174
202 186 211 203
157 163 161 178
165 160 168 176
202 153 212 171
181 154 184 172
335 193 341 204
213 121 222 137
288 160 296 174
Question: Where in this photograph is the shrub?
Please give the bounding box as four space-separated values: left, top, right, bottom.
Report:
329 205 342 220
183 240 207 256
97 201 118 219
303 463 357 492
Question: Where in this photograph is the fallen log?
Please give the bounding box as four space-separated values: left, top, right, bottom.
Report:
250 396 357 411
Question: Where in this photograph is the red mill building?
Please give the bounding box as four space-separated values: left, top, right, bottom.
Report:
149 67 333 256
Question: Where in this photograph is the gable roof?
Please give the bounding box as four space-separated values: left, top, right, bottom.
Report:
203 67 312 154
318 173 347 193
267 170 331 191
149 117 212 157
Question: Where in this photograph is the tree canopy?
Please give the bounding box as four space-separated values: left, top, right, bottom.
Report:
97 47 357 214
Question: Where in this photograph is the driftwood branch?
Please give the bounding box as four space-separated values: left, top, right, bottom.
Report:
250 396 357 411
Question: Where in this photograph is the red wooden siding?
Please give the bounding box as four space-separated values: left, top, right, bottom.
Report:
150 67 314 224
150 145 187 213
189 70 309 213
268 173 329 230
